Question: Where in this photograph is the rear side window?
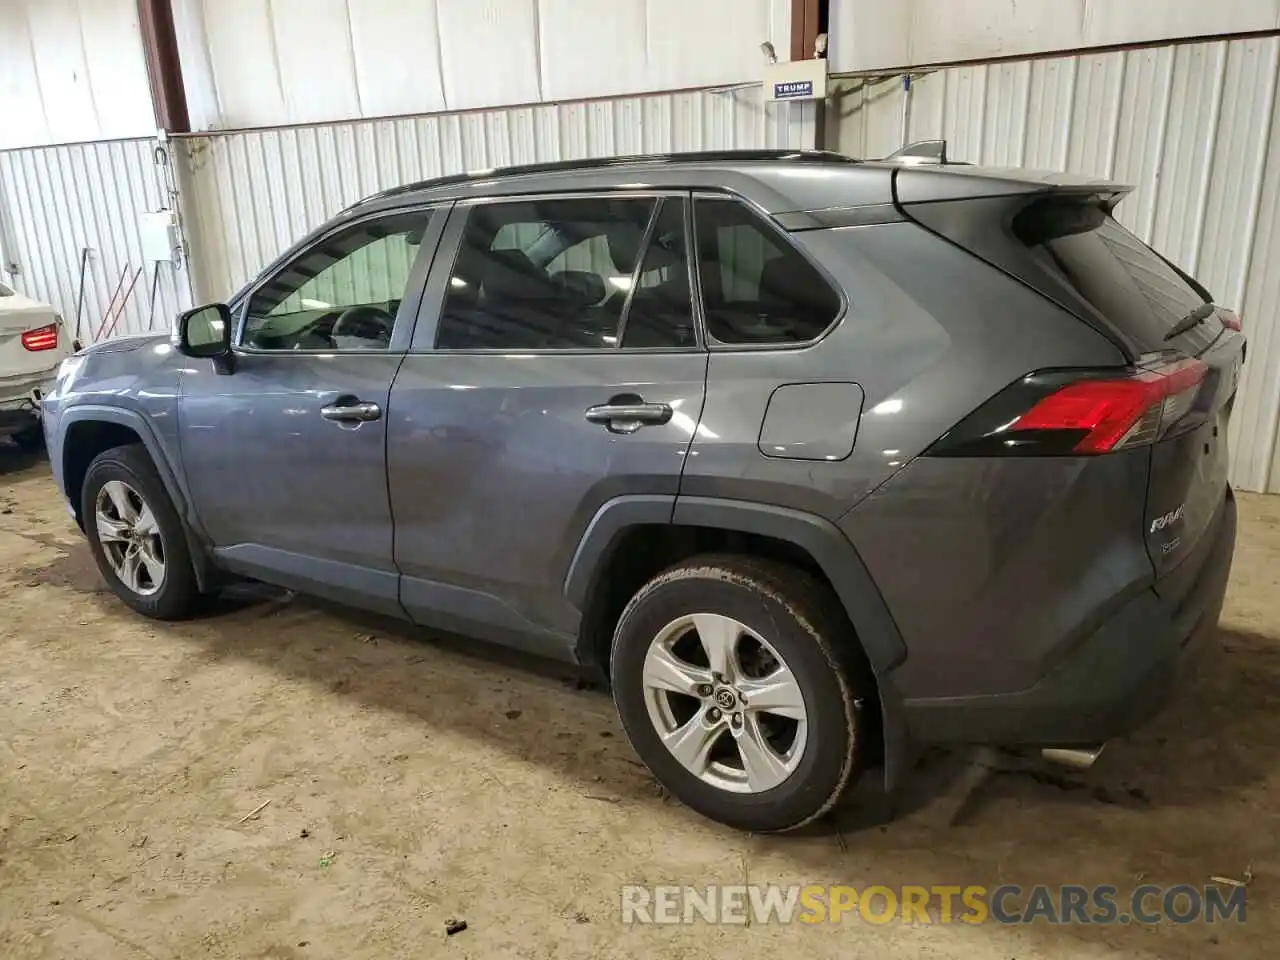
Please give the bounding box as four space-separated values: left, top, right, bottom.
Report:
693 199 840 344
1014 200 1213 351
435 196 696 350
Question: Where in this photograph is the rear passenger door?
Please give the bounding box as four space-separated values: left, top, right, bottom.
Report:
387 193 708 658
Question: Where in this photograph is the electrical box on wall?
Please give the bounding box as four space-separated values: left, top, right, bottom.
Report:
763 58 828 101
139 210 180 263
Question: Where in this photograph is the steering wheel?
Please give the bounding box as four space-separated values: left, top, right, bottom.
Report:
331 305 395 345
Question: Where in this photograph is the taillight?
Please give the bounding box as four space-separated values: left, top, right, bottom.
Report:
1220 309 1243 332
928 357 1208 457
21 323 59 352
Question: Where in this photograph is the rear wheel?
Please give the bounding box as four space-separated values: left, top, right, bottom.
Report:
82 444 202 620
611 555 864 832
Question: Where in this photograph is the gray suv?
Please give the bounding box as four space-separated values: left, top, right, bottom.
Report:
42 150 1243 833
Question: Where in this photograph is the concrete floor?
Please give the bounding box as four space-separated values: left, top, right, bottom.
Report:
1 445 1277 959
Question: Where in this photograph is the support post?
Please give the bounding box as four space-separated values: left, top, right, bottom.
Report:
137 0 190 133
790 0 822 62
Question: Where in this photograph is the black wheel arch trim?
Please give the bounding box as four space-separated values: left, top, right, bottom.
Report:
669 496 907 675
564 493 907 675
61 404 216 592
562 494 677 609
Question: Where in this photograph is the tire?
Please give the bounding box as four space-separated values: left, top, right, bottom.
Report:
81 443 202 620
10 424 45 453
611 555 865 833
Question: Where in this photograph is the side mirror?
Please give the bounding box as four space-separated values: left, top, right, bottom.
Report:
174 303 232 359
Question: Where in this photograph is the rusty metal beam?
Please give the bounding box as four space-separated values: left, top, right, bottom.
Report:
791 0 821 61
137 0 190 133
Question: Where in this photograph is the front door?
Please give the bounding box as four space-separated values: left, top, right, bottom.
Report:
179 207 443 615
387 194 707 657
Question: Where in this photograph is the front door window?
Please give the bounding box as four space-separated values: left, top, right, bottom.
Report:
243 211 434 351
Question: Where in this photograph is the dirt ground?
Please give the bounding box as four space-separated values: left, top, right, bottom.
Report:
1 445 1277 959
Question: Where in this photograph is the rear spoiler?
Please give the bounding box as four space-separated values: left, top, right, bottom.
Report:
893 166 1133 206
892 160 1134 207
874 141 1133 206
775 140 1132 231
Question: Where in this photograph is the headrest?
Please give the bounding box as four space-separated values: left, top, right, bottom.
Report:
604 221 649 273
757 256 839 321
642 223 685 272
551 270 607 306
481 249 557 300
759 256 808 307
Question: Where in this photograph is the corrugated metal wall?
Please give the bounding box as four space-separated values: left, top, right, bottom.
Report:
0 139 192 343
181 86 815 304
833 35 1280 493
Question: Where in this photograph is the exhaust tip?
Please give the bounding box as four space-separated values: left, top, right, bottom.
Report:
1041 744 1105 770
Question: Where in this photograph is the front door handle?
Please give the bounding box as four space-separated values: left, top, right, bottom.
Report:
584 398 673 434
321 399 383 423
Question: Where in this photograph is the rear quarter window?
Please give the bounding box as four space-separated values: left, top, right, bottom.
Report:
693 198 841 345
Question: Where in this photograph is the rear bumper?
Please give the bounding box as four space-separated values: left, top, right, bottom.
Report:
0 372 54 434
902 488 1236 745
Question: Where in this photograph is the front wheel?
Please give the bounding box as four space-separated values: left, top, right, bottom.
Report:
610 555 865 832
82 444 202 620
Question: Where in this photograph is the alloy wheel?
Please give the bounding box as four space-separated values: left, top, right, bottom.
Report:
94 480 166 597
641 612 809 794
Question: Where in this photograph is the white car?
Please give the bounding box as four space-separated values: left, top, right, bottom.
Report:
0 280 73 451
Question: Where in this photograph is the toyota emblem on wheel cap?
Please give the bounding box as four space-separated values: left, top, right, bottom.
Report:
714 688 737 710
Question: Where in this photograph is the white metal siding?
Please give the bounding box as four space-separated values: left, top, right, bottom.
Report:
174 0 791 132
832 36 1280 493
0 0 155 150
181 87 814 304
829 0 1280 73
0 140 192 343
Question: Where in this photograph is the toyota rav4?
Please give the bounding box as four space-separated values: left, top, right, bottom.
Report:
41 150 1243 832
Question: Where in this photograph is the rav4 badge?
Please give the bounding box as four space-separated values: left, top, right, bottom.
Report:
1150 503 1187 534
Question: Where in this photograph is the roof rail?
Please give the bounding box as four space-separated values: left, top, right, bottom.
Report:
347 149 860 209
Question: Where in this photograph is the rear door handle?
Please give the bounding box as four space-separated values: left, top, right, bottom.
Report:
321 399 383 423
584 400 673 434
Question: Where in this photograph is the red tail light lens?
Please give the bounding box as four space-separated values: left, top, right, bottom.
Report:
927 358 1209 458
1220 309 1243 331
1013 359 1207 453
21 323 59 352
